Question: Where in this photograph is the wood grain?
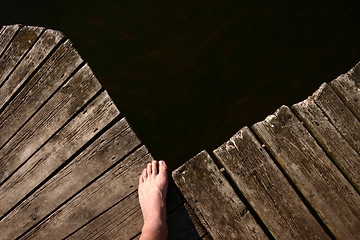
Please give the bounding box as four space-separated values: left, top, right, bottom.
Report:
18 146 153 240
0 39 83 148
0 29 64 110
214 126 329 240
330 61 360 120
0 25 21 57
173 150 267 240
310 83 360 153
0 26 43 86
0 64 101 185
0 91 120 218
252 105 360 240
293 87 360 192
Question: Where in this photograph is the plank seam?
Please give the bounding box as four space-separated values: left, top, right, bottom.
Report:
328 81 360 122
249 122 337 240
15 140 143 239
0 112 123 222
291 104 360 195
0 27 46 90
0 60 85 152
207 150 276 240
0 32 66 115
64 189 139 239
0 24 23 59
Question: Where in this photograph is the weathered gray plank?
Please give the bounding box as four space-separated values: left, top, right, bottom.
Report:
19 146 153 240
0 26 44 86
330 61 360 120
173 151 267 240
0 39 82 148
310 83 360 153
252 106 360 240
0 29 64 110
0 117 140 239
0 25 21 57
293 89 360 192
67 185 188 240
213 127 329 240
0 91 120 219
0 64 101 185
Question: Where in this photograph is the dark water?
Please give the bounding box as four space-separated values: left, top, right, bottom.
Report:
1 0 360 170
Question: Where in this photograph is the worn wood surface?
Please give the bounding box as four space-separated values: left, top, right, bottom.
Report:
0 26 43 86
0 39 83 148
0 91 120 219
0 64 101 185
311 83 360 153
173 150 267 240
0 117 140 239
19 146 153 239
214 127 329 240
0 29 64 110
0 25 20 57
252 106 360 240
293 86 360 192
330 61 360 120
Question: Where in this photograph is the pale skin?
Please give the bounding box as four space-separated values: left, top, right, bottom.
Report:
138 160 168 240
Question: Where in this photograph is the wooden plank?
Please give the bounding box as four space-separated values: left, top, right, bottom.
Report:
0 28 64 110
0 39 83 148
0 64 101 185
292 88 360 191
0 26 44 86
0 91 120 218
172 151 267 240
18 146 153 240
252 106 360 240
0 117 140 239
309 83 360 153
67 185 188 240
213 127 329 240
330 61 360 119
0 25 21 57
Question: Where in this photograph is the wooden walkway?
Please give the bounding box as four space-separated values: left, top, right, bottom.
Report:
0 24 359 240
173 63 360 239
0 25 207 240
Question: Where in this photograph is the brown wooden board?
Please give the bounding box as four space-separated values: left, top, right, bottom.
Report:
18 146 154 240
213 127 329 240
0 26 44 86
0 25 21 57
172 150 267 240
330 61 360 120
0 39 83 148
0 64 101 185
293 88 360 192
0 91 120 218
309 83 360 153
252 105 360 240
0 117 140 239
0 29 64 110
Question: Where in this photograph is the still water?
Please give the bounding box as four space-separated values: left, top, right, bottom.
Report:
1 0 360 170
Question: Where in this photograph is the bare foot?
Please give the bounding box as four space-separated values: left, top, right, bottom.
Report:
138 160 168 240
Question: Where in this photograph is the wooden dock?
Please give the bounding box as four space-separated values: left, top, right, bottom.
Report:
173 63 360 239
0 25 207 240
0 24 359 240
